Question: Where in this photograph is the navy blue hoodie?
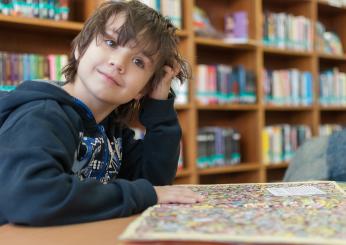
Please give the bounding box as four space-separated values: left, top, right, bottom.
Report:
0 80 181 226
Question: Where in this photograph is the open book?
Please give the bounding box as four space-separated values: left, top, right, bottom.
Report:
120 181 346 244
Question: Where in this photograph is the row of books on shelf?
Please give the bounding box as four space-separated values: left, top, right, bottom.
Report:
262 124 311 164
0 0 70 21
132 127 183 170
263 69 313 106
195 5 345 55
319 124 345 136
138 0 182 29
133 123 344 170
316 21 344 55
0 52 67 90
197 127 241 169
263 11 313 51
196 64 256 105
320 68 346 105
1 53 346 109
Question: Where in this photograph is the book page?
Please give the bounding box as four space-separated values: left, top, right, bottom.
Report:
267 185 326 196
120 181 346 245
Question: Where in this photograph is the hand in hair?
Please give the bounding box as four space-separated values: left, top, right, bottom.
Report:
149 63 180 100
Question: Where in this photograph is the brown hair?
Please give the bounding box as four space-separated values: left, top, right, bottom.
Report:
62 0 191 124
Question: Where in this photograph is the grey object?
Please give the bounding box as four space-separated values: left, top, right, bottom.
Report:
284 136 329 181
284 129 346 182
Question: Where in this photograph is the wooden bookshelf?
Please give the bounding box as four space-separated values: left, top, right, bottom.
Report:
1 0 346 184
0 15 83 32
195 37 258 50
0 14 82 54
263 46 314 57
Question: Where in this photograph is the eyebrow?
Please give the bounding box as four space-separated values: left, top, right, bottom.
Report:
104 29 155 65
110 28 120 35
141 51 154 65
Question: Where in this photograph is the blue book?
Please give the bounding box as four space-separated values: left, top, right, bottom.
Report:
234 65 246 103
305 72 313 105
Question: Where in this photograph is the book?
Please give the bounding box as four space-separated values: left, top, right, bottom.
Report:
263 12 312 51
161 0 182 29
0 0 70 20
196 64 257 105
319 124 344 136
0 51 68 89
120 181 346 244
262 124 311 164
263 68 313 106
197 127 241 168
224 11 248 43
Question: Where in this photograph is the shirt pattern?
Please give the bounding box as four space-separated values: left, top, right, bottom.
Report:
73 131 122 184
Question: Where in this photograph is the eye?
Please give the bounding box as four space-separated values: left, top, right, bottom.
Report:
133 58 145 68
105 39 117 48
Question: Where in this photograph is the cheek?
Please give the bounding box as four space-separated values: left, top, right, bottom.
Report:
78 53 99 75
76 59 89 76
131 70 152 85
79 44 102 68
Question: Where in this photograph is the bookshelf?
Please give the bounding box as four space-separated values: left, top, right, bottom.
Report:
1 0 346 184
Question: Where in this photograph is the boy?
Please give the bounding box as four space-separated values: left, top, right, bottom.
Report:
0 0 202 226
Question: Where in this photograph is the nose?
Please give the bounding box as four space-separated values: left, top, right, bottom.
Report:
109 58 125 74
108 47 129 74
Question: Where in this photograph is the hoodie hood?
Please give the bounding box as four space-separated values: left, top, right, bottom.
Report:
0 80 94 127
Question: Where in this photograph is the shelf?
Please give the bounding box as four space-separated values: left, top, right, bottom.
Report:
0 14 189 37
197 104 258 111
265 162 289 170
265 105 314 111
198 163 260 176
0 14 83 34
318 53 346 61
176 29 189 38
318 0 346 13
319 105 346 111
264 0 304 6
263 46 313 57
195 37 258 50
174 104 191 110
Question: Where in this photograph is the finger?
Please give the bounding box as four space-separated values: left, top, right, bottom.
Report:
164 64 181 80
171 61 181 76
174 196 200 204
174 188 205 202
163 65 174 75
180 192 204 202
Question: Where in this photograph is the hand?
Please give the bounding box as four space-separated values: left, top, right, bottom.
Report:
149 64 180 100
154 185 204 204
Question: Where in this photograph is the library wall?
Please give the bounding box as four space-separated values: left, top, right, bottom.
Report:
1 0 346 184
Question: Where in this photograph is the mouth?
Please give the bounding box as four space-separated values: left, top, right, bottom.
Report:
97 69 122 87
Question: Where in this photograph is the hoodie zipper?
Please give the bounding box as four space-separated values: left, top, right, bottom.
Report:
97 124 111 180
73 97 112 181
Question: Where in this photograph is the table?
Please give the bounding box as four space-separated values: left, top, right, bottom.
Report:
0 216 221 245
0 216 136 245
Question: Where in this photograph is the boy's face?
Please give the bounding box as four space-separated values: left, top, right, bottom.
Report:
73 13 156 110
